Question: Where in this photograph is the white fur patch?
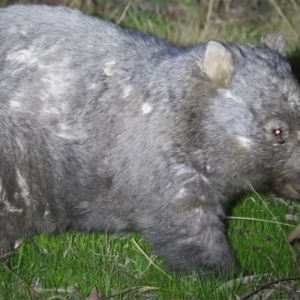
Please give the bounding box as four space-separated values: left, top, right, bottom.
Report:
123 85 133 98
4 201 23 213
6 49 37 64
224 90 233 98
173 164 194 176
141 103 153 115
235 135 253 148
10 100 21 109
176 188 187 199
16 138 24 152
90 83 97 90
193 207 204 216
40 106 60 116
16 169 31 206
56 132 75 140
59 123 70 132
56 122 75 140
104 61 116 76
206 165 213 172
200 174 210 184
40 71 70 102
223 90 244 102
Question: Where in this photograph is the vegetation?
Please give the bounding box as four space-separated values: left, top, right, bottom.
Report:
1 1 300 299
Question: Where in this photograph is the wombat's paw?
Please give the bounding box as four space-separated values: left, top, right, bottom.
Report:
159 235 238 275
204 253 239 276
165 249 238 275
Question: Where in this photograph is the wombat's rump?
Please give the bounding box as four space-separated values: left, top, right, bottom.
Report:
0 4 300 273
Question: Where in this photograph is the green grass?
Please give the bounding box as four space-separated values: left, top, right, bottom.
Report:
1 196 300 299
1 0 300 299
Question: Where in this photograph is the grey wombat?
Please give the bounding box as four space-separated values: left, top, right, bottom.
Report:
0 4 299 273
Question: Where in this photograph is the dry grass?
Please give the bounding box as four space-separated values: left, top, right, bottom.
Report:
3 0 300 52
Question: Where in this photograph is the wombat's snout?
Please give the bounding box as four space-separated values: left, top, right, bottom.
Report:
273 153 300 199
273 170 300 200
273 182 300 199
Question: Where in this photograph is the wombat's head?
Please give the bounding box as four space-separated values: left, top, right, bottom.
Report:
201 33 300 199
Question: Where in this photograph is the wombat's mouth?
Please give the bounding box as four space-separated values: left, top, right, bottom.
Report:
273 182 300 200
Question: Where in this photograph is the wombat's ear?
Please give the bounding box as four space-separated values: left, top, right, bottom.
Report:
203 41 233 87
260 32 285 56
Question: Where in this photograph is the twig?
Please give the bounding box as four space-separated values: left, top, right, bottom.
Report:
290 0 299 11
201 0 214 40
240 275 300 300
1 262 41 298
268 0 298 39
117 2 131 26
131 238 172 279
0 249 15 259
227 216 294 228
102 286 158 299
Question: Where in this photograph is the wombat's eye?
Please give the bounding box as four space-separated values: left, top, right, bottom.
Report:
274 128 282 136
273 128 285 143
265 120 288 144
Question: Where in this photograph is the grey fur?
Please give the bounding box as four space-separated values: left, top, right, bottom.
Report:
0 4 300 273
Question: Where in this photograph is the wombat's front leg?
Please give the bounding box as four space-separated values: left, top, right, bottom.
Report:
0 213 23 257
138 163 237 273
142 205 236 273
0 236 15 257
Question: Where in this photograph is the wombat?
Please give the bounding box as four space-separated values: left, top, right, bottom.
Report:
0 4 299 274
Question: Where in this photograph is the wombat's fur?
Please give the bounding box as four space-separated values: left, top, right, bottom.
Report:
0 4 300 273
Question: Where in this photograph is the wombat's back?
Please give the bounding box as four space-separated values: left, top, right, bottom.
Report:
0 4 174 64
0 5 179 140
